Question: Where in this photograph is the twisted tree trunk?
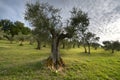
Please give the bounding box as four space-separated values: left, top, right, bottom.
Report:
46 35 65 71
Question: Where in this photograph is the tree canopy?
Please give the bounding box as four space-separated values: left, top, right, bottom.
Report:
25 1 90 70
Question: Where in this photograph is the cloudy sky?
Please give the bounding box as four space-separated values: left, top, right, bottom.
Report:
0 0 120 42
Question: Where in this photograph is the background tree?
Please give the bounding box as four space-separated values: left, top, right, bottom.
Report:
0 27 5 40
103 41 120 53
0 19 17 43
14 21 31 35
85 32 100 54
25 2 89 70
91 42 100 50
32 28 49 50
70 7 89 53
0 20 31 43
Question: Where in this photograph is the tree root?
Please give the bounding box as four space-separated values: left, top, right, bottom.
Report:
44 56 65 71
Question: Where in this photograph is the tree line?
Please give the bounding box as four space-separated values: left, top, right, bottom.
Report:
0 19 31 44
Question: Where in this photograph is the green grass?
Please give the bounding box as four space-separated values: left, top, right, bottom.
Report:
0 40 120 80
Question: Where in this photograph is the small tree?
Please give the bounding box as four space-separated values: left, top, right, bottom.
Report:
15 32 25 46
85 32 100 54
32 28 49 50
60 39 68 49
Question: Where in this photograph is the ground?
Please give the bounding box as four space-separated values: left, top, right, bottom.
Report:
0 40 120 80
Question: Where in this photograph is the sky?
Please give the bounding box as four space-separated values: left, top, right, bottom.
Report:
0 0 120 42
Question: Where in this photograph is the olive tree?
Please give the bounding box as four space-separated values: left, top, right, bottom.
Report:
70 8 89 53
85 32 100 54
103 41 120 53
25 2 89 70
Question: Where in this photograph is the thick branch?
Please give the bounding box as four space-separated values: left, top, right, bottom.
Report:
58 33 72 40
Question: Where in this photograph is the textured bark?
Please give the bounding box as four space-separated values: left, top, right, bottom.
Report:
46 34 65 70
51 36 60 69
46 56 65 71
83 44 87 53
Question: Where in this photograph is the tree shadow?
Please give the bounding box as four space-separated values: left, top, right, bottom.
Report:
0 46 10 50
0 60 46 77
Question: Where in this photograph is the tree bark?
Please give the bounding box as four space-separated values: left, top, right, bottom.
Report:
83 36 87 53
88 43 91 54
84 45 87 53
46 35 65 70
52 37 60 69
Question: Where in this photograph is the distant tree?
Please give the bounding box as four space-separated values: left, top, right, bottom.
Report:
32 28 49 50
25 2 89 70
14 32 27 46
14 21 31 35
28 34 35 45
0 27 5 40
113 41 120 52
71 35 79 48
70 7 89 53
91 42 100 50
85 32 100 54
61 39 67 49
0 20 31 43
0 19 17 43
103 41 120 53
60 39 72 49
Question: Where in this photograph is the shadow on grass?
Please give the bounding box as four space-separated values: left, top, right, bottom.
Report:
0 47 10 50
0 60 46 77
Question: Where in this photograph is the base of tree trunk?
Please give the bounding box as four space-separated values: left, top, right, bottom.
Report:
44 56 65 71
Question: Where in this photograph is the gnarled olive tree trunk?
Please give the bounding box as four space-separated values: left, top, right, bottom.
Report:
46 34 65 70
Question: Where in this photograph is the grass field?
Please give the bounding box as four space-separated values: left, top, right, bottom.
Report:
0 40 120 80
